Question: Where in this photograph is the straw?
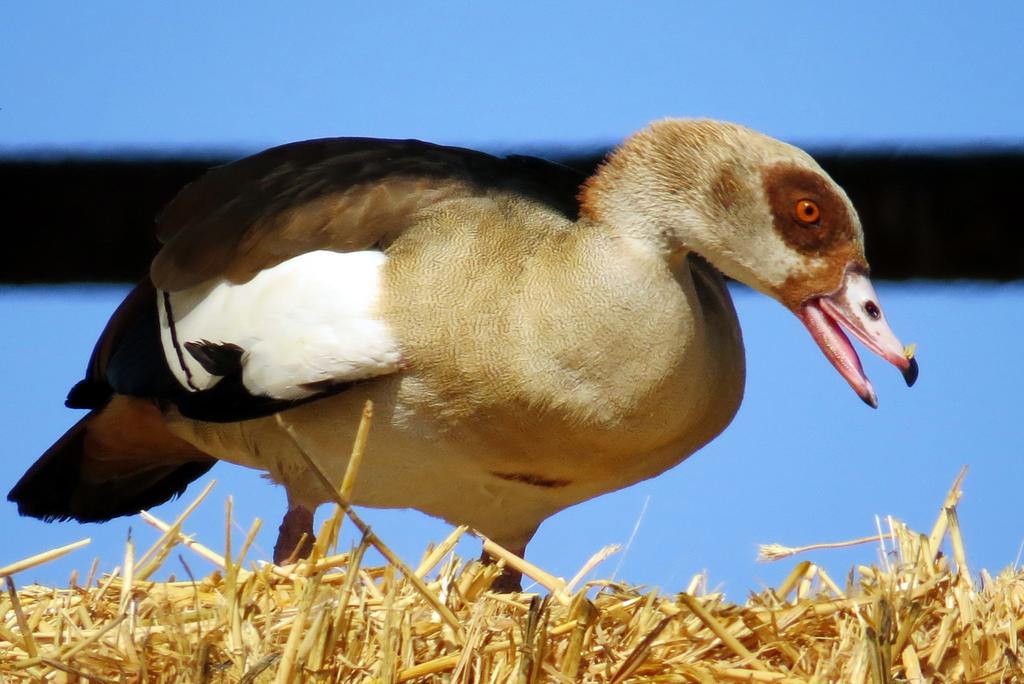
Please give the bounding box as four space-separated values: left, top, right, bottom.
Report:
0 539 91 579
1 460 1012 683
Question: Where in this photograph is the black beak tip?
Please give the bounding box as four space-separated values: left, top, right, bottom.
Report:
902 357 919 388
861 393 879 409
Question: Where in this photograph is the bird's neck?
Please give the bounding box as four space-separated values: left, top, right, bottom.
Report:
577 158 704 265
576 141 774 298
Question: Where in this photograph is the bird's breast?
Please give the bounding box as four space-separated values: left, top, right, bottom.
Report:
381 214 746 492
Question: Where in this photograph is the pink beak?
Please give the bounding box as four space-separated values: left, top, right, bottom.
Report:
796 268 918 408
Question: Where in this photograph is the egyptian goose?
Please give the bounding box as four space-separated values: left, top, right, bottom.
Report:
9 119 917 590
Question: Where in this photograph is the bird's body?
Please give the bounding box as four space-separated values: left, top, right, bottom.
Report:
9 120 916 583
166 232 743 551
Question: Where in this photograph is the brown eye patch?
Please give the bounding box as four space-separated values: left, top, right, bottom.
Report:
762 163 856 255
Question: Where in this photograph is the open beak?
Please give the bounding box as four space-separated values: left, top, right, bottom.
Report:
796 268 918 408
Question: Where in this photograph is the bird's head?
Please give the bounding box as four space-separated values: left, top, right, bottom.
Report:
581 118 918 406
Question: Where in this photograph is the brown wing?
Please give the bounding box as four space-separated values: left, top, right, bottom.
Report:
151 138 585 291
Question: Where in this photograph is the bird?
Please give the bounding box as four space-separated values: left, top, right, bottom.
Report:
9 119 918 591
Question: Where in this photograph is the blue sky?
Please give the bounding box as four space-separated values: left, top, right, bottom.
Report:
2 2 1022 152
1 2 1022 595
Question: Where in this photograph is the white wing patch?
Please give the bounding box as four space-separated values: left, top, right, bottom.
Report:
158 250 401 400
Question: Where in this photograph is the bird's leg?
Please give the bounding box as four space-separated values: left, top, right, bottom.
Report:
274 505 315 565
480 544 527 593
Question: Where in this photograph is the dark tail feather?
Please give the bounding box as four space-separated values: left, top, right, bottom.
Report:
8 408 215 523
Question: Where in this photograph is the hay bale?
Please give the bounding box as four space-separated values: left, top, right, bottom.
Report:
2 466 1022 682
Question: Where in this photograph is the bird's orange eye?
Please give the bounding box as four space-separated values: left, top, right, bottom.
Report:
795 199 820 225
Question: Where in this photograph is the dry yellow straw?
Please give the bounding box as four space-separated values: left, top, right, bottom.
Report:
565 544 621 594
340 401 373 501
137 510 225 566
927 465 968 558
679 592 768 671
478 535 571 605
415 525 469 578
136 479 216 579
945 504 973 589
758 535 895 562
4 578 38 658
759 467 970 565
2 457 1015 682
609 612 676 684
0 538 91 579
312 401 375 561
